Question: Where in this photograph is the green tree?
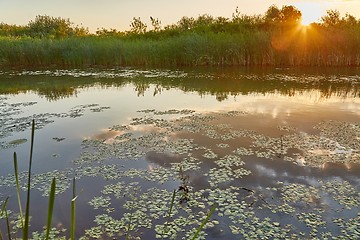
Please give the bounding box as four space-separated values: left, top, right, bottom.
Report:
150 16 161 32
177 16 195 31
265 5 281 23
342 13 357 26
0 23 28 37
264 5 302 26
130 17 147 34
28 15 73 38
321 10 341 27
280 5 302 24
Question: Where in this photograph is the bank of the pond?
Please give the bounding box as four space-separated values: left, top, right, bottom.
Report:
2 5 360 68
1 23 360 68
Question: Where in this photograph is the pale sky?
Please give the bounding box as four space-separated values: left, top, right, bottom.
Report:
1 0 360 32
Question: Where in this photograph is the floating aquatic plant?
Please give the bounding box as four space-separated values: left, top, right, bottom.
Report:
89 196 112 210
320 179 360 209
1 104 359 239
215 155 244 168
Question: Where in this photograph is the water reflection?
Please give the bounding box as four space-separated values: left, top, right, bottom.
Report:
0 67 359 102
0 67 359 239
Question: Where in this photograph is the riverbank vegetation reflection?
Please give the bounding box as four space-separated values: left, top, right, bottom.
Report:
0 67 359 101
0 67 359 239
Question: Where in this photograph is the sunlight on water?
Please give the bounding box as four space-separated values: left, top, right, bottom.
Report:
0 67 359 239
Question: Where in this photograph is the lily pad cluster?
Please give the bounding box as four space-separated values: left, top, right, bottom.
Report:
0 105 359 239
0 96 110 149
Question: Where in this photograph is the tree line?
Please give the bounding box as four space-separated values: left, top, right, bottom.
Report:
0 5 359 67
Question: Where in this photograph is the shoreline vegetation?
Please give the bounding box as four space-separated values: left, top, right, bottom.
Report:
0 5 360 68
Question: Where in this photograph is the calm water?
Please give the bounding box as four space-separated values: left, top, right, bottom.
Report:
0 67 359 239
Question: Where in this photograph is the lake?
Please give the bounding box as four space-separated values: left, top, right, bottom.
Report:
0 67 359 239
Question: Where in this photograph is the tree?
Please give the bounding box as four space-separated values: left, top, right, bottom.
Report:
321 10 341 27
342 13 357 26
130 17 147 34
264 5 302 26
27 15 88 38
28 15 73 38
177 16 195 31
150 16 161 32
281 5 301 24
0 23 28 37
265 5 281 23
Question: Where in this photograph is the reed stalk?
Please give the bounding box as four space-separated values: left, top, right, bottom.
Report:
13 153 24 230
0 197 11 240
191 204 216 240
45 178 56 240
23 120 35 240
162 189 176 237
70 177 76 240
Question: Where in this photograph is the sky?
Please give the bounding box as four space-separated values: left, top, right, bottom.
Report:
1 0 360 32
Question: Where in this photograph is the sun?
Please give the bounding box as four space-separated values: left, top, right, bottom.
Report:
301 17 313 26
295 2 325 26
301 13 319 26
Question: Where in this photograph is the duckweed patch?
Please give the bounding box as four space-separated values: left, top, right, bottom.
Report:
0 97 110 150
320 179 360 209
0 106 359 239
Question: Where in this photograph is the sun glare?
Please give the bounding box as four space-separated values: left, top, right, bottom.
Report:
295 2 325 26
301 18 312 26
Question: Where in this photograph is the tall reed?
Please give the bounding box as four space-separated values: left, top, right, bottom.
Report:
23 120 35 240
191 204 216 240
0 22 359 68
70 178 77 240
45 178 56 240
0 197 11 240
13 153 24 231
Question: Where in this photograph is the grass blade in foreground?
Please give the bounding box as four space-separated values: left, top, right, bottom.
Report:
163 189 176 237
24 120 35 240
45 178 56 240
13 153 24 230
191 204 216 240
0 197 11 240
71 177 76 240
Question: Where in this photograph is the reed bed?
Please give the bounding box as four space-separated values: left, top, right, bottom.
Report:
1 25 359 68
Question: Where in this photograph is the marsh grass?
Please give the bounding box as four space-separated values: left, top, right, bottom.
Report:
70 178 76 240
0 197 11 240
23 120 35 240
45 178 56 240
1 24 359 68
162 189 176 238
2 120 57 240
13 153 24 230
191 204 217 240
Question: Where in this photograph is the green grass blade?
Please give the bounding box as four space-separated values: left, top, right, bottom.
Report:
45 178 56 240
165 190 176 227
161 189 176 238
13 153 24 229
0 197 8 217
1 197 11 240
191 204 216 240
24 120 35 240
70 177 76 240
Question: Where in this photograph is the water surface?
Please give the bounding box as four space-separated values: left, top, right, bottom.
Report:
0 67 359 239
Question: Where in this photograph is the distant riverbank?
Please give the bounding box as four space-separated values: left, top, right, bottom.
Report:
1 6 359 68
